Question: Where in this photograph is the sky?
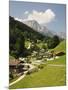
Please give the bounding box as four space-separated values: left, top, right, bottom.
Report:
9 1 66 33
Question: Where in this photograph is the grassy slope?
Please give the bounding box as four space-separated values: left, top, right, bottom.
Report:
54 40 66 52
9 40 66 89
48 40 66 65
47 55 66 65
50 40 66 52
9 65 66 89
10 76 20 83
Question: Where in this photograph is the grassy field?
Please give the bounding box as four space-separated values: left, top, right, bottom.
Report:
9 64 66 89
50 40 66 52
9 40 66 89
9 56 66 89
10 76 20 83
55 40 66 51
48 40 66 64
47 55 66 65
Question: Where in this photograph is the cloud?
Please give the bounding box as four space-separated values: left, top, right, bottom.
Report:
15 17 22 22
24 11 29 14
24 9 56 24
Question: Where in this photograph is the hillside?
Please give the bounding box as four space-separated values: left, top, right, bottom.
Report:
48 40 66 65
9 16 51 58
54 40 66 52
9 17 66 88
9 16 46 41
9 16 63 59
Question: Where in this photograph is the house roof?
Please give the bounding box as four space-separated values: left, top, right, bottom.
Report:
9 59 20 66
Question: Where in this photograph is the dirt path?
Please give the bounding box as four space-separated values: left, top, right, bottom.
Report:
9 71 28 86
48 64 65 67
9 63 65 87
9 64 35 86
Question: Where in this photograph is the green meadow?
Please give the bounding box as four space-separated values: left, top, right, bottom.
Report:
9 40 66 89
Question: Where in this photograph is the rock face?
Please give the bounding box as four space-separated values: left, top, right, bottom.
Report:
23 20 66 39
23 20 41 32
23 20 54 37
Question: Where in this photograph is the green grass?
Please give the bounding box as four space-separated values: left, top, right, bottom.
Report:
9 63 66 89
9 40 66 89
50 40 66 52
36 42 47 49
47 55 66 65
49 40 66 52
36 42 43 48
47 40 66 65
25 40 31 48
10 76 20 83
54 40 66 52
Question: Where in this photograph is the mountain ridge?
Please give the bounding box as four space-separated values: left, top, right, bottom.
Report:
23 20 54 37
23 20 66 39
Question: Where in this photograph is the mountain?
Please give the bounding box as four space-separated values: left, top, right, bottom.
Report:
40 26 54 37
23 20 41 32
9 16 47 43
10 16 53 58
9 16 64 58
10 16 48 58
23 20 54 37
56 32 66 39
23 20 66 39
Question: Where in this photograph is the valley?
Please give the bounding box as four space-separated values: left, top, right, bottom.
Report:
9 16 66 89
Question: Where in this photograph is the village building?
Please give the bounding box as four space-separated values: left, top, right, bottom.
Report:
9 58 29 75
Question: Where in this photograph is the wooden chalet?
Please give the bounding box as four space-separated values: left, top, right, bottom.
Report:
9 59 29 74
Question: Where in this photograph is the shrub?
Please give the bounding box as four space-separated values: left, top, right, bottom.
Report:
9 73 14 80
27 67 38 75
38 64 45 69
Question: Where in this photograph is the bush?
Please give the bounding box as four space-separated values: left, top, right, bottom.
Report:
9 73 14 80
38 64 44 69
27 67 38 75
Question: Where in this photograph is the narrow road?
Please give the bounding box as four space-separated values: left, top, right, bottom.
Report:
9 63 65 87
9 64 35 86
48 64 65 67
9 71 28 86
